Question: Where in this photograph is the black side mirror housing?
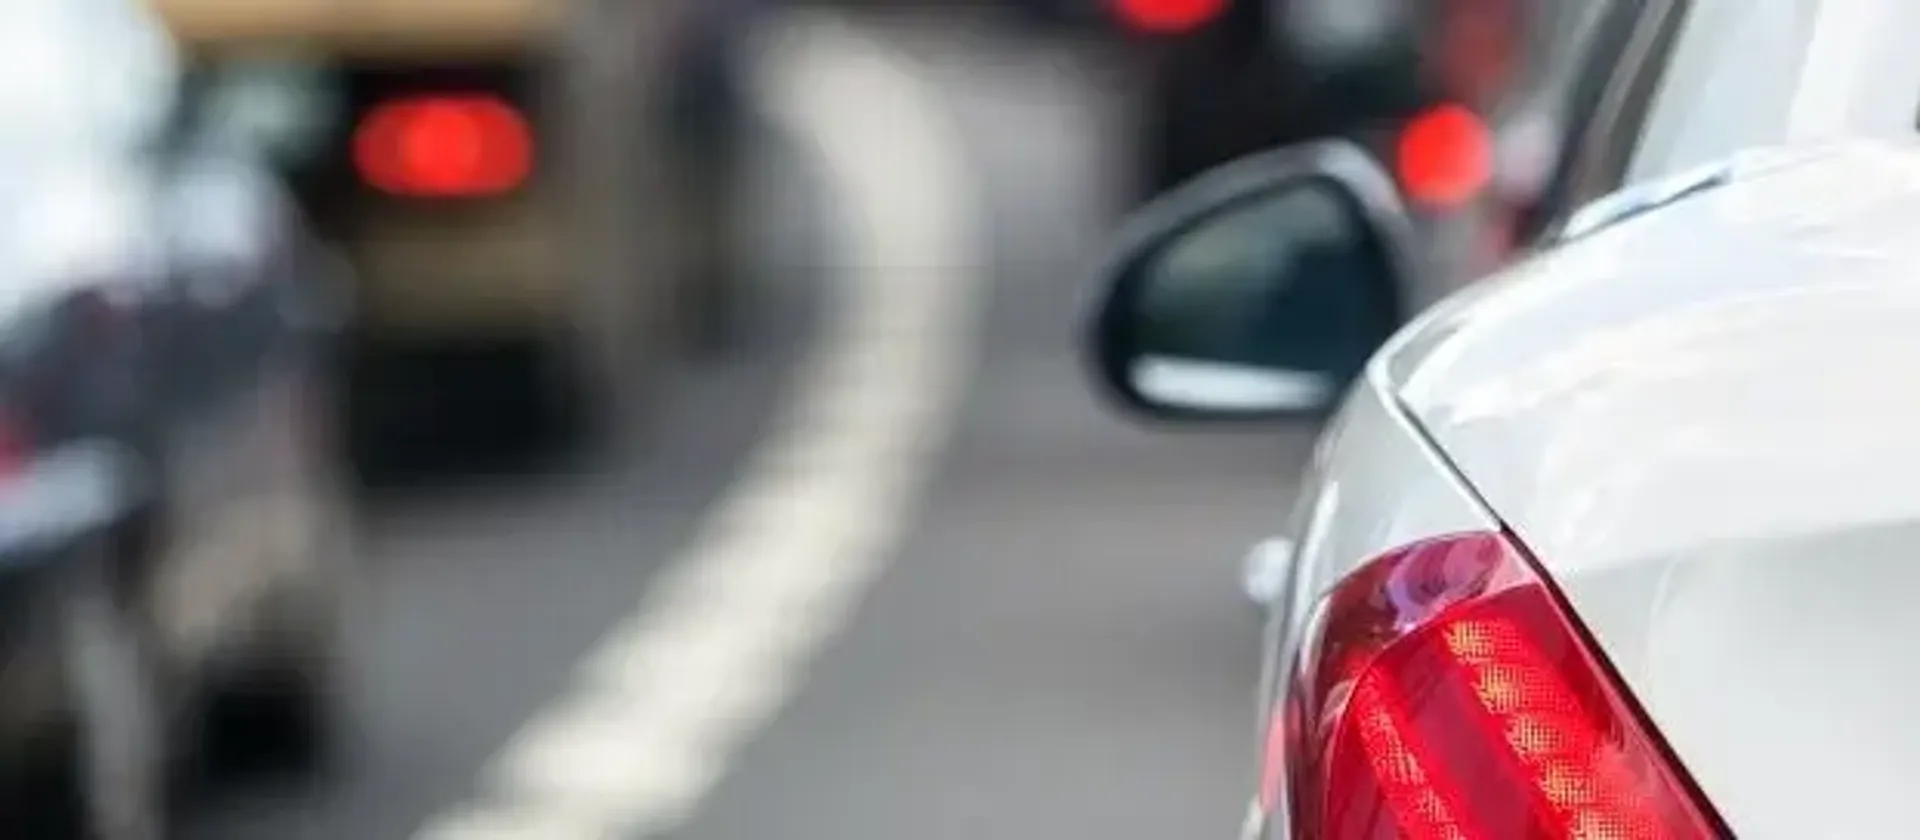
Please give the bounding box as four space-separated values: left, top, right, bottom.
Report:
1081 138 1420 423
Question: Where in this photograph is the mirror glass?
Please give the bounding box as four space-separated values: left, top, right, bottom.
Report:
1119 176 1398 416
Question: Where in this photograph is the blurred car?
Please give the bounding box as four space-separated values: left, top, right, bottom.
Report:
1071 0 1566 209
967 0 1382 196
1085 132 1920 838
0 0 350 836
151 0 715 460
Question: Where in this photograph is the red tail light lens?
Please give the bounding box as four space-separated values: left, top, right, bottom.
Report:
1110 0 1228 33
1268 531 1725 839
352 94 533 198
1395 104 1493 209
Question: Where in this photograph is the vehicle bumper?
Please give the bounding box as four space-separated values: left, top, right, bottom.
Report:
341 196 577 340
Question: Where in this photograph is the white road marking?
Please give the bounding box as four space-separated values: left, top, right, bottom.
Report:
410 12 982 840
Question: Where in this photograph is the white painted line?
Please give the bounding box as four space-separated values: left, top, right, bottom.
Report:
409 13 982 840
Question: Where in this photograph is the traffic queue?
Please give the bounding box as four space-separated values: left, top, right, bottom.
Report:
13 0 1920 834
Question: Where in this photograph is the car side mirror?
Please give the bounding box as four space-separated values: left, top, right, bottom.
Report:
1083 138 1417 422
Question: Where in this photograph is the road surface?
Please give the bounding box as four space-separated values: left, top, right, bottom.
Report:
185 11 1320 840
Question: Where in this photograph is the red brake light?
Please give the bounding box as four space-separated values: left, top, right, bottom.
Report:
352 95 533 198
1268 531 1725 839
1110 0 1228 33
1396 104 1493 209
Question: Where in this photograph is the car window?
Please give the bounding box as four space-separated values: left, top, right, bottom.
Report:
1516 0 1692 247
1537 0 1920 247
1621 0 1818 186
1507 0 1668 247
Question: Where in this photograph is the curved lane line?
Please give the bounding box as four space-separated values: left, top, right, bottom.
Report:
410 13 983 839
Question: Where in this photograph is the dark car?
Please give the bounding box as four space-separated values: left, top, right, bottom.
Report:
998 0 1559 217
155 0 722 463
0 1 351 836
989 0 1352 196
1115 0 1629 313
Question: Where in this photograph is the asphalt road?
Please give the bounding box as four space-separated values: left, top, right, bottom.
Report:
185 11 1321 840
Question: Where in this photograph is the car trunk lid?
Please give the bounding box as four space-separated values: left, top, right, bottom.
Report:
1382 139 1920 836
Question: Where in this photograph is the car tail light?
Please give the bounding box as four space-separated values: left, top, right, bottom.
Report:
1266 531 1727 839
1110 0 1228 34
352 94 533 198
1395 103 1493 210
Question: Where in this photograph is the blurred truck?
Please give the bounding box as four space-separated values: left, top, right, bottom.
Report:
149 0 720 468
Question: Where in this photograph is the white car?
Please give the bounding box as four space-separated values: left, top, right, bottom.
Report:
1083 134 1920 838
1120 0 1920 428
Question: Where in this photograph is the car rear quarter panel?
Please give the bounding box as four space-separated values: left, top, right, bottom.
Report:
1385 140 1920 836
1272 372 1496 650
1257 367 1496 835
